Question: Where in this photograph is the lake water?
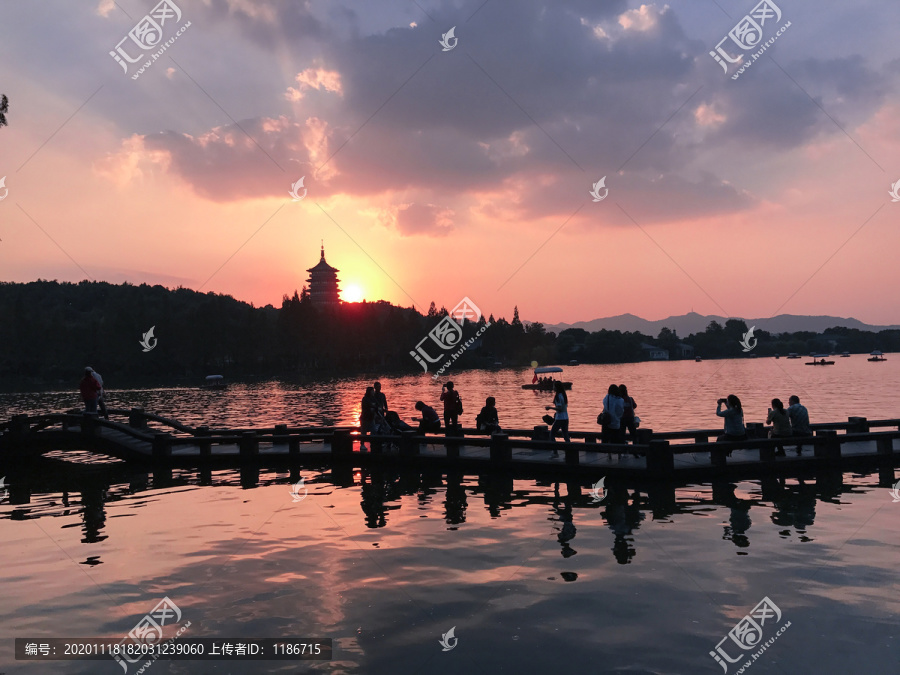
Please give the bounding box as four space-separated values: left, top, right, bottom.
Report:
1 358 898 674
2 355 899 432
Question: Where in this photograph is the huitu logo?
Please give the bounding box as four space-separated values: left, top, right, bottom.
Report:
109 0 191 80
0 476 7 501
889 180 900 203
290 477 308 503
890 479 900 503
739 326 757 352
289 176 307 202
438 626 458 651
589 176 608 202
140 326 158 352
710 596 789 673
410 297 491 378
439 26 458 51
0 176 7 201
709 0 788 79
589 477 607 503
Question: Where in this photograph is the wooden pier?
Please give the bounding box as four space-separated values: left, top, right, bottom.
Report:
1 408 898 481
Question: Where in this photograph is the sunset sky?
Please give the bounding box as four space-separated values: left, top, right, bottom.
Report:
1 0 898 326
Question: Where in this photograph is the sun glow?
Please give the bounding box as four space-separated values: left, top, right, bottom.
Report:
342 284 364 303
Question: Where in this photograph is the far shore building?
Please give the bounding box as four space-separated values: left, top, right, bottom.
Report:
640 342 669 360
307 243 341 308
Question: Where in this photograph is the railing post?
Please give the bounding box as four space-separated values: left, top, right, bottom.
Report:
876 435 894 456
693 432 708 444
195 426 211 457
532 425 550 441
490 433 511 463
289 437 300 457
9 414 30 441
815 429 840 461
584 433 597 445
759 439 776 464
152 433 172 459
400 430 419 457
848 416 869 434
646 439 673 475
711 444 728 468
128 407 146 430
565 443 579 466
636 428 653 444
331 430 351 457
81 412 100 438
746 422 766 439
445 426 462 459
239 431 259 458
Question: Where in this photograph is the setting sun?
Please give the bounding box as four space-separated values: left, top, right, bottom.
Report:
342 284 364 303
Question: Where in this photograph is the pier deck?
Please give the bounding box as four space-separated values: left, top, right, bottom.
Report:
1 408 898 481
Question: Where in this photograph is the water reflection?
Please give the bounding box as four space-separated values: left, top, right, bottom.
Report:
0 462 895 568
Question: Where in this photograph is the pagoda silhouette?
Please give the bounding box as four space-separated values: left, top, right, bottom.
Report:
307 242 341 307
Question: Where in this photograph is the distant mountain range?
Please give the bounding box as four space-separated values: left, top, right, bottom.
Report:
541 312 900 337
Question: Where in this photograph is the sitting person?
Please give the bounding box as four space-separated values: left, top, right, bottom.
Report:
414 401 441 434
787 395 812 453
384 410 413 432
766 398 792 456
475 396 501 434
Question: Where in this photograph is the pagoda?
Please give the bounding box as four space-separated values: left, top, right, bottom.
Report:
306 242 341 307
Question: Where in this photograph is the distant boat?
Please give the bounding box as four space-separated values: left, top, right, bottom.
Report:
786 353 801 359
568 359 580 366
201 374 227 390
868 350 887 362
523 366 572 391
695 356 702 362
774 353 780 359
806 355 834 365
840 351 850 357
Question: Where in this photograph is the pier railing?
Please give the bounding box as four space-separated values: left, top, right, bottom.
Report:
1 408 898 476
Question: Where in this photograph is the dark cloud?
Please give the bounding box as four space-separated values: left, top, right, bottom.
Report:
102 0 892 233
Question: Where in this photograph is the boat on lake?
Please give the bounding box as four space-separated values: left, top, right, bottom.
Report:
201 375 227 390
841 351 850 357
522 366 572 390
806 355 834 365
786 353 801 359
695 356 702 362
868 351 887 362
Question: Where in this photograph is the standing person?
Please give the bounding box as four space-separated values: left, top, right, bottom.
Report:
440 381 462 432
600 384 625 444
79 367 102 414
89 367 108 420
766 398 792 456
716 395 747 447
619 384 638 443
545 381 570 456
414 401 442 434
787 395 812 454
359 386 377 451
476 396 501 434
373 381 388 416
